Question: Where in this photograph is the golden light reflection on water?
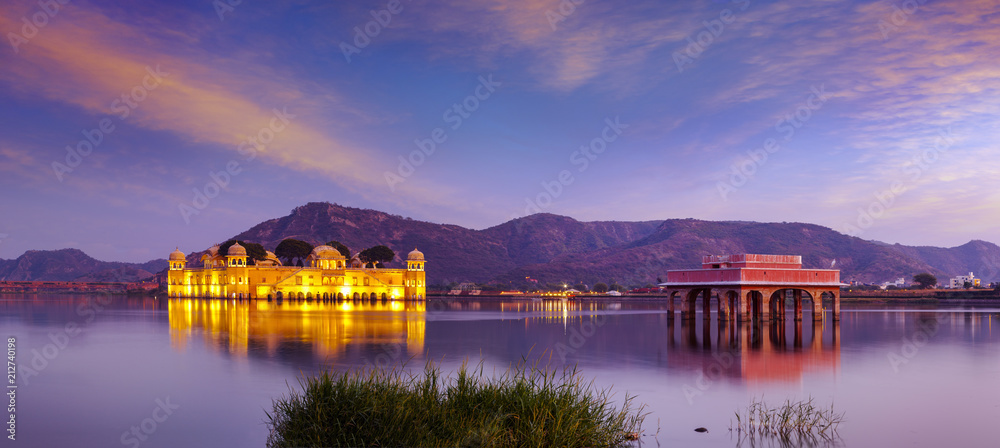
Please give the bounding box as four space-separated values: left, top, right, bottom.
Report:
499 299 609 326
168 299 425 360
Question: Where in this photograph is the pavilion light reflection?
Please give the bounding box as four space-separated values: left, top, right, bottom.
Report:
167 298 426 360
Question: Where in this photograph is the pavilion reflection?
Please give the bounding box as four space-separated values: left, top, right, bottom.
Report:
668 317 840 383
168 298 425 362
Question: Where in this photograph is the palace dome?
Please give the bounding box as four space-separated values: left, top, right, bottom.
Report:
311 245 346 259
227 242 247 256
407 248 424 260
169 248 186 261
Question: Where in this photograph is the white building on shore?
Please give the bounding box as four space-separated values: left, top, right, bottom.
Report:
949 272 980 288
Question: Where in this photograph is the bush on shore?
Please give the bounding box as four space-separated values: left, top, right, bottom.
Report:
266 360 646 447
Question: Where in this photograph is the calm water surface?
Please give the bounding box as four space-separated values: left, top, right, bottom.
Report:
3 294 999 447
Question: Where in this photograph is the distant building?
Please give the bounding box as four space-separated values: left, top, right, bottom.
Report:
949 272 980 288
167 243 426 300
448 282 481 296
879 277 907 290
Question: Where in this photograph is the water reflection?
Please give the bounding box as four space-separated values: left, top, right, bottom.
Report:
163 297 997 411
5 295 1000 447
167 298 426 362
667 318 840 384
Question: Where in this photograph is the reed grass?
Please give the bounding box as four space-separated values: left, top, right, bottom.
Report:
265 360 647 447
729 396 844 443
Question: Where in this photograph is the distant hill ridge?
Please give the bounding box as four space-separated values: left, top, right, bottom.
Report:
224 202 1000 286
3 202 999 286
0 248 165 282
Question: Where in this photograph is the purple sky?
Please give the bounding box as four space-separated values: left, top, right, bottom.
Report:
1 0 998 263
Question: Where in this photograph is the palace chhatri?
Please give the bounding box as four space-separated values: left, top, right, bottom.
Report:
167 243 426 301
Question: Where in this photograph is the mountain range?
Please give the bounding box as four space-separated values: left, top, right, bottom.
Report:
3 202 999 287
0 249 166 282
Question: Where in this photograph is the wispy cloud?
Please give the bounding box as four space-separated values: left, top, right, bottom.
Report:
385 0 701 92
0 4 409 199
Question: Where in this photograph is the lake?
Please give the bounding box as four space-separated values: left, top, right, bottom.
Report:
3 294 999 447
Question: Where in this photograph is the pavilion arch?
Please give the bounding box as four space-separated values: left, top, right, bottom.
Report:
381 293 387 301
765 288 829 321
680 288 712 320
337 292 344 301
745 290 766 321
666 290 683 316
721 290 740 321
353 292 360 300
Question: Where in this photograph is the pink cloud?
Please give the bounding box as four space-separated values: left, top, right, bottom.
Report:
0 4 448 207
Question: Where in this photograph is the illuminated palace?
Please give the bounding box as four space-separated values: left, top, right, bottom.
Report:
167 243 426 301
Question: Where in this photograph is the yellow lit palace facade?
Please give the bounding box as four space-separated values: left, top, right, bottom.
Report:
167 243 426 301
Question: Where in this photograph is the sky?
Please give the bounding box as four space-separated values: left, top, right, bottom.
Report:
0 0 998 263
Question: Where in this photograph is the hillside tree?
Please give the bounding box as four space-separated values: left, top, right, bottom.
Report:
912 273 937 289
359 245 395 268
275 238 314 266
324 240 351 258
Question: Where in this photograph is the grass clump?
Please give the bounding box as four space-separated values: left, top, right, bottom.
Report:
730 396 844 444
266 360 647 448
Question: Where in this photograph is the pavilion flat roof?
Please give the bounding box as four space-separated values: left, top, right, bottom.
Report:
659 281 848 287
666 267 841 273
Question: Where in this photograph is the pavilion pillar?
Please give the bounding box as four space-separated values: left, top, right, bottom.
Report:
811 290 823 322
832 290 841 321
718 290 729 321
703 289 712 320
681 290 696 320
776 291 785 321
730 293 738 322
793 290 803 321
781 292 788 318
759 290 771 322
